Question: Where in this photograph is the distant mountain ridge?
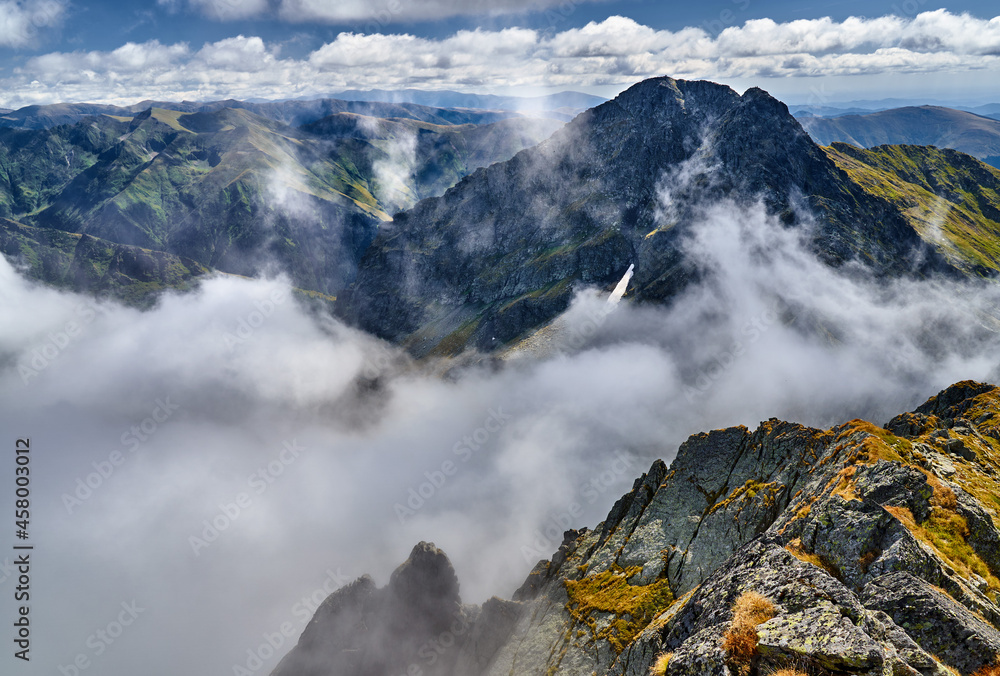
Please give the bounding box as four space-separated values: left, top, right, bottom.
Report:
0 97 524 131
791 100 1000 121
331 88 607 120
799 106 1000 168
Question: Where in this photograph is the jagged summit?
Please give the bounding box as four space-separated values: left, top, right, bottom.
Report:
271 541 471 676
274 380 1000 676
339 76 952 356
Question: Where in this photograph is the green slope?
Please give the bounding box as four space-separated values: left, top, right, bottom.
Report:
825 142 1000 275
303 113 563 212
0 218 209 306
20 107 386 296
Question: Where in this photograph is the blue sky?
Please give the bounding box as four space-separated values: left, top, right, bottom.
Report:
0 0 997 107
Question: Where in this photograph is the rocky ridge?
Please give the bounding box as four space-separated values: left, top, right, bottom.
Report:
273 380 1000 676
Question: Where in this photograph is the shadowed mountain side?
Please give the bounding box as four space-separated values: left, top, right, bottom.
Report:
0 219 208 305
270 542 473 676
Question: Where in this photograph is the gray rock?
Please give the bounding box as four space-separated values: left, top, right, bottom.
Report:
756 606 883 670
862 572 1000 675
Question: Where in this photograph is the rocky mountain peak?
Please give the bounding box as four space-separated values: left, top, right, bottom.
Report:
339 76 951 356
386 541 462 634
270 541 471 676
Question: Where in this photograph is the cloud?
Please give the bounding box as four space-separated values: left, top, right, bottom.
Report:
0 0 64 47
196 34 278 71
1 10 999 107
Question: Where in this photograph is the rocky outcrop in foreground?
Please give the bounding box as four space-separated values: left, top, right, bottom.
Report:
273 381 1000 676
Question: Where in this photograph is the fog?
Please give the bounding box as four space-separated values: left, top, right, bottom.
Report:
2 195 1000 676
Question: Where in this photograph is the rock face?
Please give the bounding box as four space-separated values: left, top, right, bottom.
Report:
271 542 476 676
339 77 955 356
273 380 1000 676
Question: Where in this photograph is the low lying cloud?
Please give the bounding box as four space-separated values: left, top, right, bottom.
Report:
3 10 999 107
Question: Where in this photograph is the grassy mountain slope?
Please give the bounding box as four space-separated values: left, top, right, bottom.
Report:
800 106 1000 168
24 107 385 295
824 143 1000 275
0 218 208 305
0 101 563 300
0 116 128 218
303 112 563 211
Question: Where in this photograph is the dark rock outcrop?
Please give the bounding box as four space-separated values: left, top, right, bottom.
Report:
271 542 476 676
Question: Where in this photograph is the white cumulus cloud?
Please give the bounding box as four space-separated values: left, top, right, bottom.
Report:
1 10 999 107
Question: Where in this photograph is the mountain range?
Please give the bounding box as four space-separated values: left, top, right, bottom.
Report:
790 99 1000 119
0 102 560 302
0 97 524 131
6 80 1000 330
799 106 1000 169
271 379 1000 676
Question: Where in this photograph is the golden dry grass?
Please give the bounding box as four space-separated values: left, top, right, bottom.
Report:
972 662 1000 676
723 592 777 675
649 651 673 675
